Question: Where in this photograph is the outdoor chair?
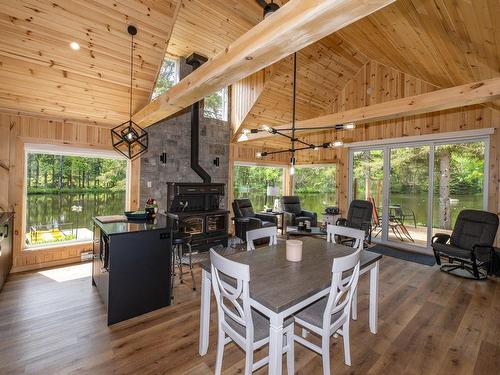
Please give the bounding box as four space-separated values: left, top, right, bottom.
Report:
391 204 416 228
232 199 278 243
336 200 373 245
281 196 317 227
369 198 414 242
432 209 499 280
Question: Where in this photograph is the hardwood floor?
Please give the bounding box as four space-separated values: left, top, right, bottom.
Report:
0 257 499 375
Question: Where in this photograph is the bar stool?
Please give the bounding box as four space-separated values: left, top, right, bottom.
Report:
171 232 196 299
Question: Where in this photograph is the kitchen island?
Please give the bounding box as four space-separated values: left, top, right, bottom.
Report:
92 214 172 325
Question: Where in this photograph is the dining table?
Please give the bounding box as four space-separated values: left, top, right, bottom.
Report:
198 237 382 375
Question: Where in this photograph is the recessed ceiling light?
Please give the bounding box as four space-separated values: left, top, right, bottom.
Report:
70 41 80 51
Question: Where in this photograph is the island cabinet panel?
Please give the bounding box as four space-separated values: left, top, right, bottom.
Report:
92 216 172 325
0 213 14 291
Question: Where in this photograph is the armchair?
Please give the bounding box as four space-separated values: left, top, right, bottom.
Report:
232 199 278 242
336 200 373 244
281 196 317 227
432 209 499 279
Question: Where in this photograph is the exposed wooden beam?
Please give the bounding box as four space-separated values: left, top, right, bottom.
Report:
240 77 500 142
132 0 396 127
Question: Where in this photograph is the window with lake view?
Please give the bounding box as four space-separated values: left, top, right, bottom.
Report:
25 153 127 247
294 165 336 217
233 164 284 212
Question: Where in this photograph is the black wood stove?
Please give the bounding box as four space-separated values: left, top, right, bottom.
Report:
166 183 228 252
165 53 228 252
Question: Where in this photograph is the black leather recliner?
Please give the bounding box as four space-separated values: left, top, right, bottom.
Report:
281 196 317 227
432 209 499 279
232 199 278 242
336 200 373 243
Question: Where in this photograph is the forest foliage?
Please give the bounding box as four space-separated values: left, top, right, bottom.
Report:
233 165 336 194
26 153 127 194
152 57 227 120
352 141 484 196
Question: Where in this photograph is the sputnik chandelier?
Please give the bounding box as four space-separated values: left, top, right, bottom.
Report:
240 52 355 175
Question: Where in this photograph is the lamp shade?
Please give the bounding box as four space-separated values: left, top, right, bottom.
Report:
111 119 148 160
266 186 279 196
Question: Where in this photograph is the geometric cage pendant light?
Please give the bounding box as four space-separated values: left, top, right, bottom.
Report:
111 25 148 160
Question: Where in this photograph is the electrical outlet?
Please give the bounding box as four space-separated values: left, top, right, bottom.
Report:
147 181 152 188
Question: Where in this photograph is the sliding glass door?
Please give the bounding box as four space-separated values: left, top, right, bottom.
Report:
349 137 488 253
432 141 486 238
388 145 429 247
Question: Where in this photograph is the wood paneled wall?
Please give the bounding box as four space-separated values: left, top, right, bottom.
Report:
230 69 269 135
1 112 140 272
290 61 500 242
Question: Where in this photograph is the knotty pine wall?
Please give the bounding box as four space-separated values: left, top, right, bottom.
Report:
0 113 140 272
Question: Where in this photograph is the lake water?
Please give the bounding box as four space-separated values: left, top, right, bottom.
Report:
27 191 483 236
26 191 126 232
235 192 483 228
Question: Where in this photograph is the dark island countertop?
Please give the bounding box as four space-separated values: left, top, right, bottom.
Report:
0 212 14 225
93 213 171 236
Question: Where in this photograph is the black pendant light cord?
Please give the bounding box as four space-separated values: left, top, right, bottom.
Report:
291 52 297 165
129 33 134 120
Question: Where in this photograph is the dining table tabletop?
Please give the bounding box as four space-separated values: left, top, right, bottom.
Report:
198 237 382 374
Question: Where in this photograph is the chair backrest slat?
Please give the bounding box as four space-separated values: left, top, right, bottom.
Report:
246 226 278 251
326 224 364 251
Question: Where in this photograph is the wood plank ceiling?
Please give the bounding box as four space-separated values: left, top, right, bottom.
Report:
0 0 179 126
0 0 497 131
236 0 500 146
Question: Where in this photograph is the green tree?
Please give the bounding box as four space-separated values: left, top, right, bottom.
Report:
152 58 177 99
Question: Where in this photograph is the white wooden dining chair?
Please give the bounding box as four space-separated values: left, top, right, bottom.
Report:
326 224 364 322
294 248 362 375
210 249 294 375
326 224 365 251
246 226 278 251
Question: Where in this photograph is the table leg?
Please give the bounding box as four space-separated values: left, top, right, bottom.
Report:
199 269 211 356
369 261 379 334
268 314 284 375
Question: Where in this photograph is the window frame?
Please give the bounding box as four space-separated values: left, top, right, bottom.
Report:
23 143 129 249
203 87 229 121
347 134 490 253
151 55 180 100
233 162 286 210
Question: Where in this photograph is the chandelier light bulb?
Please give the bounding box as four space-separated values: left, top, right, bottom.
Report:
290 165 295 175
256 152 262 158
330 140 344 148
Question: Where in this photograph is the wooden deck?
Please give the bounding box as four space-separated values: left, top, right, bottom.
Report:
0 258 499 374
378 225 453 249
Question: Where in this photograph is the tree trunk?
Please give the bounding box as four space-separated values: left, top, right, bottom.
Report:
58 155 63 190
27 160 32 188
35 157 39 188
439 151 451 230
363 151 371 200
51 162 55 188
